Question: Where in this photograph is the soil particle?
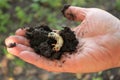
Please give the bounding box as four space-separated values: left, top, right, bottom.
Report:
7 42 16 48
24 24 78 60
62 60 66 63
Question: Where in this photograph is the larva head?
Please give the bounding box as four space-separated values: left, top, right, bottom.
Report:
48 32 55 38
53 46 60 52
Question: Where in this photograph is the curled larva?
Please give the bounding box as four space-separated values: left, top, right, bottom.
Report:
48 32 63 52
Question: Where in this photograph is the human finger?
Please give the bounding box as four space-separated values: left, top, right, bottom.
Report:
5 35 30 47
7 44 34 56
15 28 26 36
62 5 89 21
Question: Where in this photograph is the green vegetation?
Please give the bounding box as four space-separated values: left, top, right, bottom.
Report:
92 77 103 80
115 0 120 11
0 10 10 32
0 0 10 9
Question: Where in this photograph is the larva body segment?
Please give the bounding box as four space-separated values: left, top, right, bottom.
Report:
48 32 63 52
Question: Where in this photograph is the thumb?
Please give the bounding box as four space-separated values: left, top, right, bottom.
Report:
62 5 89 21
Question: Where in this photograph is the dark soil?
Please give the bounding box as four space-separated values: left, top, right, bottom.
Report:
24 24 78 60
7 42 16 48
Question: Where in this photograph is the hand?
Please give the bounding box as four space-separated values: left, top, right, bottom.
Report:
5 6 120 73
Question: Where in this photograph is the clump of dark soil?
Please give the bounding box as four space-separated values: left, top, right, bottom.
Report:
24 24 78 60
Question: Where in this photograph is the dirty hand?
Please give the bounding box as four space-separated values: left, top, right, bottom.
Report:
5 6 120 73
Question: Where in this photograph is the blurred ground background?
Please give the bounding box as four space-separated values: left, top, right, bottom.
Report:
0 0 120 80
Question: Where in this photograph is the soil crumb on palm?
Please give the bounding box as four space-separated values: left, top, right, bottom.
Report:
24 24 78 60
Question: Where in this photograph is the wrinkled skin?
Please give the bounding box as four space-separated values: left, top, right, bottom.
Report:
5 6 120 73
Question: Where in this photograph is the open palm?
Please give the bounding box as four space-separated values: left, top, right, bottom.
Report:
5 6 120 73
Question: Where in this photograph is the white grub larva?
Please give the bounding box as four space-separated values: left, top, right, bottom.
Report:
48 32 63 52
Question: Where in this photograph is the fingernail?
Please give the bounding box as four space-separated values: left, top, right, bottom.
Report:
7 42 16 48
61 4 71 16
